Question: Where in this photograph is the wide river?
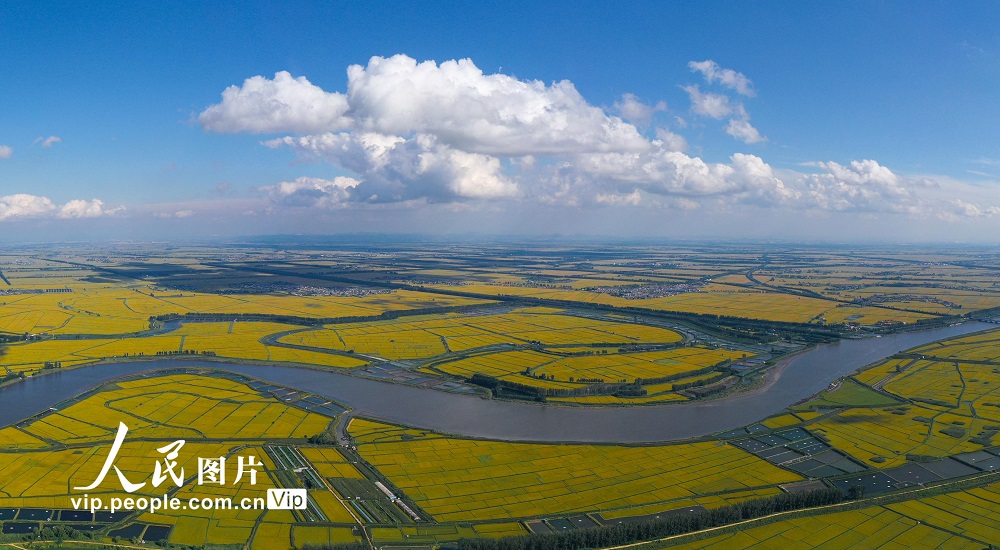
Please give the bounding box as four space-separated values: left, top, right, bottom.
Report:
0 322 991 443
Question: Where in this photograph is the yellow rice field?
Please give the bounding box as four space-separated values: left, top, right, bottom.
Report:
348 418 801 522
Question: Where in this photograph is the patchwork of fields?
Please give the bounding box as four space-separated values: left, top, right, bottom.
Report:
3 245 1000 548
278 309 683 359
675 482 1000 549
0 373 370 548
348 418 801 522
1 321 368 375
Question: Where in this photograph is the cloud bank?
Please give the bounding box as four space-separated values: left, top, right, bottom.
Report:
199 54 997 222
0 195 124 221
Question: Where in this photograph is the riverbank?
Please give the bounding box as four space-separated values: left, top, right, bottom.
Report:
0 321 990 443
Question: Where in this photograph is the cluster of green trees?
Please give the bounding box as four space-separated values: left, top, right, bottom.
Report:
473 362 735 401
672 371 730 392
153 312 324 326
151 302 492 328
308 432 337 445
0 332 42 343
470 374 646 399
7 524 98 542
154 350 218 356
302 543 369 550
634 360 732 386
455 488 849 550
616 342 683 353
1 371 25 384
408 288 845 342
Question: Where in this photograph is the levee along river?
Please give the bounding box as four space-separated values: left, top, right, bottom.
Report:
0 321 991 443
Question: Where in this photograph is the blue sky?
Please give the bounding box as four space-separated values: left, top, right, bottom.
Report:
1 1 999 241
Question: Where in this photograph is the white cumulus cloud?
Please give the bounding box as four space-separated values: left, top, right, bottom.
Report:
204 54 998 223
267 132 518 203
260 176 360 208
201 55 651 156
801 160 931 214
654 128 688 152
614 93 666 126
566 144 795 207
343 55 649 156
0 194 56 220
58 199 124 219
685 83 765 144
725 116 766 144
0 194 122 221
199 71 350 134
206 55 656 205
0 145 12 159
948 199 1000 219
688 60 755 96
682 85 733 119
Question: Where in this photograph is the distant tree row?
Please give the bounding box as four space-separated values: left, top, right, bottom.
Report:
634 360 732 386
476 362 735 401
150 302 492 328
7 524 99 543
0 332 41 343
470 374 646 399
1 371 25 384
672 371 731 392
406 289 846 342
302 543 369 550
153 312 324 326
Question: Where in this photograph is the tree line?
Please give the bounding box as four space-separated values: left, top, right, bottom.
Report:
470 364 735 400
150 302 495 328
302 543 370 550
634 360 732 386
470 374 646 399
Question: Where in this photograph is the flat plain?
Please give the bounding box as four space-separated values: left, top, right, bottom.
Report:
3 242 1000 549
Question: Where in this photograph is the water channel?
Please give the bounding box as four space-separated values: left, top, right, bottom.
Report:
0 322 990 443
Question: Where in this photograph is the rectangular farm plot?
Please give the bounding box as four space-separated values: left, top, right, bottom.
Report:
349 419 800 522
533 347 747 383
883 360 966 405
810 409 926 465
730 428 868 479
299 447 366 480
434 346 734 396
276 309 682 361
251 522 292 550
433 350 576 389
0 427 48 450
160 446 286 546
293 526 362 547
0 441 235 501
